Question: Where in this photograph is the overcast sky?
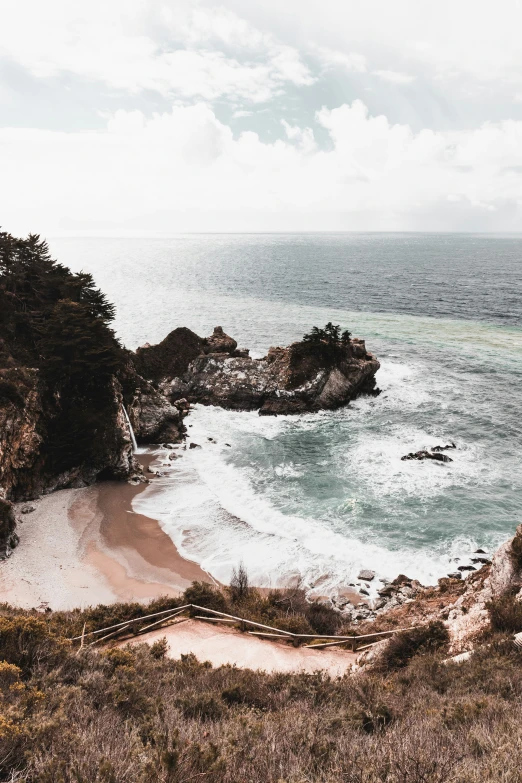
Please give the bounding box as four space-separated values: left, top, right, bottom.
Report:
2 0 522 235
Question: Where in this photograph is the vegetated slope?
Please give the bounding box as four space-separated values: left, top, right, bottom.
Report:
0 595 521 783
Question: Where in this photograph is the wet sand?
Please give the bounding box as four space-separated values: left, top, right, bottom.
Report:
0 452 210 611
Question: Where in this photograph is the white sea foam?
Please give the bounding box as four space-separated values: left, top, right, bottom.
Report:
134 395 490 594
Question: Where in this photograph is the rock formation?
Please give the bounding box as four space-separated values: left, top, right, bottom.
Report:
145 327 381 415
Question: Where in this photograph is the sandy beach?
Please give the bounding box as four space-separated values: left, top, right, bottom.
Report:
0 453 210 611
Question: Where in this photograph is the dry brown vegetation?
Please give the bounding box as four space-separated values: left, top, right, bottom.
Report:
1 591 522 782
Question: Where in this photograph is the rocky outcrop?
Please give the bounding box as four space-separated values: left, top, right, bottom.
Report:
134 327 204 383
0 497 19 560
0 368 137 503
129 385 185 444
161 328 380 415
364 526 522 655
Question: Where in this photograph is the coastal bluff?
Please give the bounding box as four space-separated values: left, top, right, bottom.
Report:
135 326 380 415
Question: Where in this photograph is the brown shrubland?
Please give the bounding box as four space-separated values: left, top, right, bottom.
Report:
0 587 522 782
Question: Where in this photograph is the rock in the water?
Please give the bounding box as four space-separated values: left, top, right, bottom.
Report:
401 450 453 463
169 333 379 416
431 442 456 452
358 569 376 581
471 556 491 565
458 565 477 572
448 571 462 579
189 442 201 449
21 504 36 514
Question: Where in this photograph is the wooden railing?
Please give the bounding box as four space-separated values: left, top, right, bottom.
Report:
70 604 416 654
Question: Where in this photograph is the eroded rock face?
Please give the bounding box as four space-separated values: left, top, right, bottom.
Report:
129 386 185 444
0 497 19 560
0 368 137 503
166 330 380 415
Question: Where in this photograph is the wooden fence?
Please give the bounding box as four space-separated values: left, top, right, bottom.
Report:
70 604 416 654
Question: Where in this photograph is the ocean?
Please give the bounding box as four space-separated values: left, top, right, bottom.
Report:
50 233 522 593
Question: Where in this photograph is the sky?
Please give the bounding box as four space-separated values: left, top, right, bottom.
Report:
1 0 522 235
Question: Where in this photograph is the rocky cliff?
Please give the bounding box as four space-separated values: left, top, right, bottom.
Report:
0 231 185 557
142 326 380 415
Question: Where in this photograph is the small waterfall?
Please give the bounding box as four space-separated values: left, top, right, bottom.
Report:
122 405 138 453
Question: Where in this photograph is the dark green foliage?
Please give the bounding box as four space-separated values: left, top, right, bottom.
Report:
183 582 229 614
378 621 450 671
0 230 131 480
305 602 341 635
302 322 351 347
0 231 115 366
487 591 522 633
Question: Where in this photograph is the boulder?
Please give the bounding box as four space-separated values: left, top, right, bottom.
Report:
129 387 185 445
401 450 453 463
358 569 376 581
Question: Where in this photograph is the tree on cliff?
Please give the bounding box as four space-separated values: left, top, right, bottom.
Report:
0 229 127 473
0 231 116 367
302 322 351 346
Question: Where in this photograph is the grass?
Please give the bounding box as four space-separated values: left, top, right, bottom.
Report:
0 606 521 782
1 589 522 781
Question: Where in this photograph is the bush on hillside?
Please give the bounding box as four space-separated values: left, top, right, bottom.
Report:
0 615 69 675
377 621 449 672
487 591 522 633
183 582 229 614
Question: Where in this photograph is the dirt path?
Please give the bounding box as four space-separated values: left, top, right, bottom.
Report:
125 619 358 675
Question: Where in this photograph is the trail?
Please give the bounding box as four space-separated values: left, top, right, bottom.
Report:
125 619 358 675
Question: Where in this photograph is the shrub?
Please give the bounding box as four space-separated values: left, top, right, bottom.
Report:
305 602 341 635
229 562 250 604
0 616 69 674
183 582 229 614
378 621 449 671
487 591 522 633
150 637 169 660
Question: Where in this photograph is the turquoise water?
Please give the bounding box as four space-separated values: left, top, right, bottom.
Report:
51 234 522 591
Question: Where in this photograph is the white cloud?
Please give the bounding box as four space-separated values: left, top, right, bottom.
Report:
2 100 522 234
314 47 367 73
0 0 314 103
373 70 415 85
